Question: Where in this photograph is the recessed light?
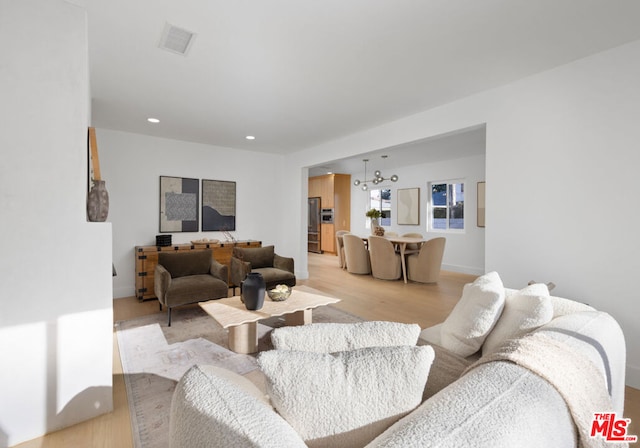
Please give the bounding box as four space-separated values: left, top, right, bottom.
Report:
147 118 160 123
245 135 255 140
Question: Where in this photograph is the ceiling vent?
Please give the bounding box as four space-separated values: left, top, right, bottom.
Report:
158 22 196 56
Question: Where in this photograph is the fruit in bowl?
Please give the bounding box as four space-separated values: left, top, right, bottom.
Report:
267 284 291 301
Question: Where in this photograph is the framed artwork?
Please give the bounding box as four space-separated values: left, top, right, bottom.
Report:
159 176 199 232
477 181 486 228
201 179 236 231
397 188 420 225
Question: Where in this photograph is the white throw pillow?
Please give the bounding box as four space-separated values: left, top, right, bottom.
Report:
271 321 421 352
482 283 554 356
169 365 307 448
257 345 434 448
440 271 506 357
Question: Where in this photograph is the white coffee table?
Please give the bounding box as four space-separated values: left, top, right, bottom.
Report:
200 288 340 354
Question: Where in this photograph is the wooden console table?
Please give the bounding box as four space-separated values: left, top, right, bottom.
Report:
134 240 261 301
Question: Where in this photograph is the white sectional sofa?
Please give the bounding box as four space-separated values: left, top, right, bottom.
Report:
169 274 627 448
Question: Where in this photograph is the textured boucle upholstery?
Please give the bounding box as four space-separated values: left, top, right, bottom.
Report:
482 283 553 355
468 330 617 448
258 345 434 448
535 311 626 413
440 271 505 357
271 321 420 352
368 361 577 448
169 365 306 448
169 288 626 448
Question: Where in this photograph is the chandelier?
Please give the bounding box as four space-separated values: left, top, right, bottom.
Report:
353 156 398 191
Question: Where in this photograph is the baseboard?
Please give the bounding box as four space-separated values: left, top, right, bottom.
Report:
441 263 484 276
113 286 135 299
627 364 640 389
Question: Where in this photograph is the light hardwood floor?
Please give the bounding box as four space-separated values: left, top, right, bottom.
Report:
16 252 639 446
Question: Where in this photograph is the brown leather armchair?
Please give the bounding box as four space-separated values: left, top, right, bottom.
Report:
230 245 296 292
154 249 228 326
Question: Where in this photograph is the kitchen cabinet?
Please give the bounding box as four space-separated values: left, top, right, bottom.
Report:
309 174 351 253
321 223 335 253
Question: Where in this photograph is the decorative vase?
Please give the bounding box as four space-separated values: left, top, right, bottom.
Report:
370 217 379 235
87 180 109 222
241 272 266 310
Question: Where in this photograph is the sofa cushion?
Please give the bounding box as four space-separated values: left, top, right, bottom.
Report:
169 365 306 448
165 274 229 306
234 245 275 269
257 345 434 448
482 283 553 356
440 271 505 357
158 249 211 278
253 267 296 287
271 321 421 353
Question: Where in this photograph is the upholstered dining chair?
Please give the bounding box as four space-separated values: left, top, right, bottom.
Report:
402 232 424 254
342 234 371 275
368 236 402 280
406 237 446 283
335 230 350 269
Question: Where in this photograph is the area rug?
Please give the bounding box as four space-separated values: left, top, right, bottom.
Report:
115 295 362 448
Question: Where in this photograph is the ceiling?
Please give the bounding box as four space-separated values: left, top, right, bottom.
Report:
308 125 486 177
78 0 640 160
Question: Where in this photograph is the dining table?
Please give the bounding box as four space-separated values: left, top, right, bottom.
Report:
362 235 427 283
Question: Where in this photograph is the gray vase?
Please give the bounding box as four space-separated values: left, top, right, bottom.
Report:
87 180 109 222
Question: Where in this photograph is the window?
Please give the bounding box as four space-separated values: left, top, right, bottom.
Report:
429 181 464 230
370 188 391 226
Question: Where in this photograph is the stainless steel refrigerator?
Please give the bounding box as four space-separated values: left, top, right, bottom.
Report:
308 197 322 253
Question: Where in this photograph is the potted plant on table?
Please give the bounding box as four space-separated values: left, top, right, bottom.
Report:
366 208 382 235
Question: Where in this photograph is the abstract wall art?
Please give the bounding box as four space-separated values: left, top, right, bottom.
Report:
159 176 199 232
201 179 236 231
397 187 420 225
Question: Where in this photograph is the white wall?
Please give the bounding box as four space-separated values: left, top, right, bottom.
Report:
0 1 113 446
284 40 640 388
349 154 486 274
485 40 640 387
96 129 290 299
